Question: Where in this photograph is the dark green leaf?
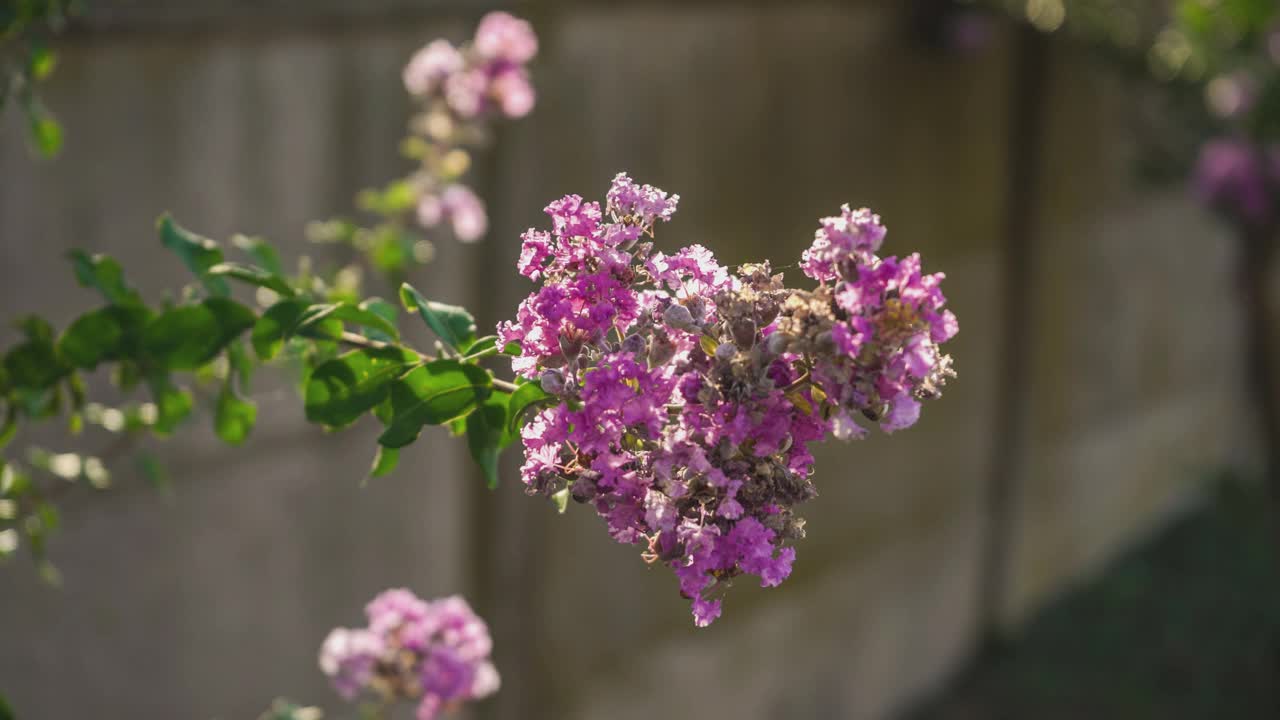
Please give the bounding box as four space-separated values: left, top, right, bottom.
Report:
4 341 67 390
215 385 257 445
207 262 294 297
141 298 254 370
369 446 399 478
157 214 229 296
251 299 307 360
507 380 553 433
465 390 512 489
137 453 170 493
378 360 492 448
0 405 16 449
501 341 523 356
295 303 399 342
69 251 141 305
56 308 124 369
231 234 284 275
18 316 54 344
358 298 399 342
305 347 417 428
399 283 476 351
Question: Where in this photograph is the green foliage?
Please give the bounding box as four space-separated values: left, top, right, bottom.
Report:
378 360 492 448
2 211 530 575
305 347 417 428
157 215 230 296
369 445 399 479
215 384 257 446
1 1 80 157
399 283 477 352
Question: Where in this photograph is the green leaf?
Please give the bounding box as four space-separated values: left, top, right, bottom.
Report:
507 380 553 433
142 298 254 370
501 341 523 356
358 298 400 342
552 487 570 514
147 378 194 436
465 390 512 489
460 335 500 360
137 453 170 493
18 316 54 344
69 251 141 305
305 347 417 428
3 340 67 390
30 114 62 157
215 385 257 445
231 234 284 275
157 214 229 296
252 299 307 360
295 303 399 342
399 283 476 351
378 360 492 448
369 446 399 478
56 308 124 369
207 262 294 297
0 405 16 449
29 41 57 80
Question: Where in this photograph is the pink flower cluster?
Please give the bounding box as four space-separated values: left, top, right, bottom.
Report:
402 11 537 120
319 589 499 719
499 174 957 626
1194 138 1280 228
401 12 537 244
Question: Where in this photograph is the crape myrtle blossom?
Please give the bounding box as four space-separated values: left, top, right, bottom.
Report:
319 589 499 719
499 173 958 626
398 11 537 245
1194 137 1280 229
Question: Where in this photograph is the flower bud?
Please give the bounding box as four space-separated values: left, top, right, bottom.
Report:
662 303 697 331
621 333 646 355
539 368 567 395
714 342 738 362
765 332 792 356
730 317 757 349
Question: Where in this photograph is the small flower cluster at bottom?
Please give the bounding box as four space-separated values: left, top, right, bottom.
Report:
319 589 499 720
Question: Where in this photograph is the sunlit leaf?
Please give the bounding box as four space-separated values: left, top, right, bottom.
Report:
157 214 229 296
252 299 307 360
399 283 476 351
68 250 142 306
507 380 553 433
207 262 294 297
369 445 399 479
141 298 254 370
305 347 417 428
378 360 491 448
215 384 257 445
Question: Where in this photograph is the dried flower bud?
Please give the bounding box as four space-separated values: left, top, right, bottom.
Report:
539 368 567 396
662 303 697 331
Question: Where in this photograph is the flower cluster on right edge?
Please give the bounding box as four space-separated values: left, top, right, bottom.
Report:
500 173 958 626
319 589 498 719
